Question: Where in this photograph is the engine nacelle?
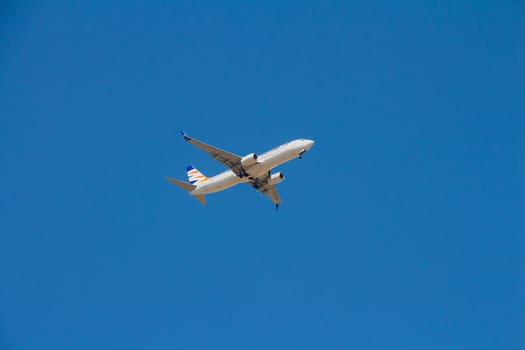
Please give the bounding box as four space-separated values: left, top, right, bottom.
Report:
241 153 258 167
268 172 285 186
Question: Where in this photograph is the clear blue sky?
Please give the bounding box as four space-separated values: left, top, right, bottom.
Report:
1 1 524 349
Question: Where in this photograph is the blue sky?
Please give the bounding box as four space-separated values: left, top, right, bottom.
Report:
1 1 524 349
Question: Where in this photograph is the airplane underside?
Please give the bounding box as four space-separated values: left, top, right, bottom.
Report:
167 131 314 208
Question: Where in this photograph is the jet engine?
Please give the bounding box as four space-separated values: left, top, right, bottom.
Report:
268 172 285 185
241 153 258 167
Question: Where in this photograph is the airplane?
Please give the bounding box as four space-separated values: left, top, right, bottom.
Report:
166 131 314 209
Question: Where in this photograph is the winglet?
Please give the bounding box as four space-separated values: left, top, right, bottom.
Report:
275 203 279 211
180 130 191 141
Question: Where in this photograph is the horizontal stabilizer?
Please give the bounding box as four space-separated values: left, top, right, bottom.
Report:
194 194 206 205
166 177 196 191
166 177 206 205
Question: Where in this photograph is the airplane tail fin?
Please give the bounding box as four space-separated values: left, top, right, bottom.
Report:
166 177 206 205
186 165 209 185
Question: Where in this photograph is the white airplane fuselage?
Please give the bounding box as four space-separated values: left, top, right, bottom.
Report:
190 139 314 196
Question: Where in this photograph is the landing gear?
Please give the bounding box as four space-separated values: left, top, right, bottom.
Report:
236 167 249 178
299 149 307 159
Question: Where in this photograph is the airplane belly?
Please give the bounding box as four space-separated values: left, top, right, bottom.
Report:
201 172 243 194
252 151 296 175
171 134 313 206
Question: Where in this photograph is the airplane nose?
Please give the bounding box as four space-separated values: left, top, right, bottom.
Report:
306 140 314 150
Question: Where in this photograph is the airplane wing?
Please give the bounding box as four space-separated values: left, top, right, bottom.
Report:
181 131 243 173
249 172 282 209
259 184 281 209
